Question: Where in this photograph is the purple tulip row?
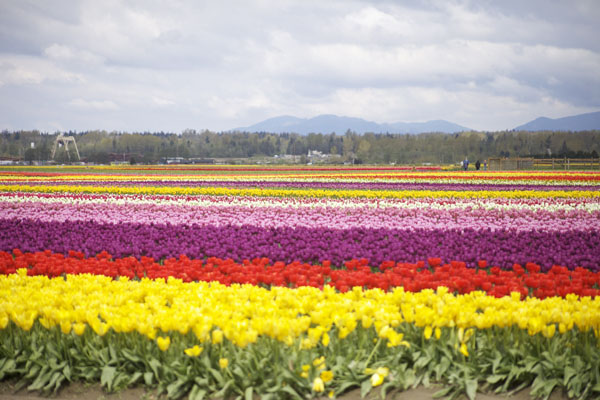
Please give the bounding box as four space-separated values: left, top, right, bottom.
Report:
2 218 598 271
5 180 598 192
3 200 599 233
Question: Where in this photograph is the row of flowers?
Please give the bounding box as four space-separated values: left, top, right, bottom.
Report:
5 179 598 191
2 250 600 299
3 170 599 181
4 191 599 213
2 183 599 199
2 195 599 232
1 218 598 270
2 270 600 343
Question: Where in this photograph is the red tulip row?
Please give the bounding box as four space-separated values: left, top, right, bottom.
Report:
3 166 443 176
304 173 600 182
2 249 599 299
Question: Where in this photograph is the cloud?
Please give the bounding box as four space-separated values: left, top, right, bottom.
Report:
0 55 85 86
0 0 598 132
44 44 104 65
68 98 118 110
152 96 175 107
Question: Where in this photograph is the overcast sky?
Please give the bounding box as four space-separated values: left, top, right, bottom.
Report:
1 0 599 133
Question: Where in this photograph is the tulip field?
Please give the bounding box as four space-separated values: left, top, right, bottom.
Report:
1 165 600 400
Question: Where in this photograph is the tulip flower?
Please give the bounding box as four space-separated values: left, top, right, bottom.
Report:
72 322 86 336
156 336 170 351
371 372 385 387
313 356 326 369
320 370 333 383
459 343 469 357
312 377 325 392
184 345 203 357
212 329 223 344
424 326 433 340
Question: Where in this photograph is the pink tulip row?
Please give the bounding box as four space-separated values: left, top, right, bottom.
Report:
2 192 598 211
3 194 599 232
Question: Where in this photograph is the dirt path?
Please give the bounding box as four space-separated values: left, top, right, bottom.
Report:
0 381 570 400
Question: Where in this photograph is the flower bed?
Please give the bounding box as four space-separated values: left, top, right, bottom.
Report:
0 167 599 399
3 250 600 298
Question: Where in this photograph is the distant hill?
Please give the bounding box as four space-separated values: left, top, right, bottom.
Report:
234 114 470 134
514 111 600 131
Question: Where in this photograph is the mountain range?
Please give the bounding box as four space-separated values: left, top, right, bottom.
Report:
233 111 600 135
513 111 600 131
234 115 470 134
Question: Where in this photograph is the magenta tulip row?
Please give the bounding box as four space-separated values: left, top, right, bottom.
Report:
3 179 597 191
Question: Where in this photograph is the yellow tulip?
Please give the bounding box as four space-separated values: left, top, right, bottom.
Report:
312 377 325 392
543 324 556 338
313 356 326 369
320 370 334 383
219 358 229 369
156 336 170 351
424 326 433 340
73 322 86 336
463 328 474 343
459 343 469 357
0 313 8 329
361 315 373 329
559 323 567 334
386 330 410 348
90 319 109 336
371 373 384 387
184 345 203 357
60 320 71 334
212 329 224 344
39 317 52 329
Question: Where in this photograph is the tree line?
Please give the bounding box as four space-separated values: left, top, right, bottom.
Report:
2 129 599 165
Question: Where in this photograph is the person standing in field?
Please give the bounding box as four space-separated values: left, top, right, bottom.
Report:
475 160 481 170
463 157 469 171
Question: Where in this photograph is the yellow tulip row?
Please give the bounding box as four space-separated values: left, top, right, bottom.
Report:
2 271 599 349
1 183 598 199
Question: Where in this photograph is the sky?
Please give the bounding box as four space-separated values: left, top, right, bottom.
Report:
0 0 599 133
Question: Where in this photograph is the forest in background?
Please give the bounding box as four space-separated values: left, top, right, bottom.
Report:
2 129 600 165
